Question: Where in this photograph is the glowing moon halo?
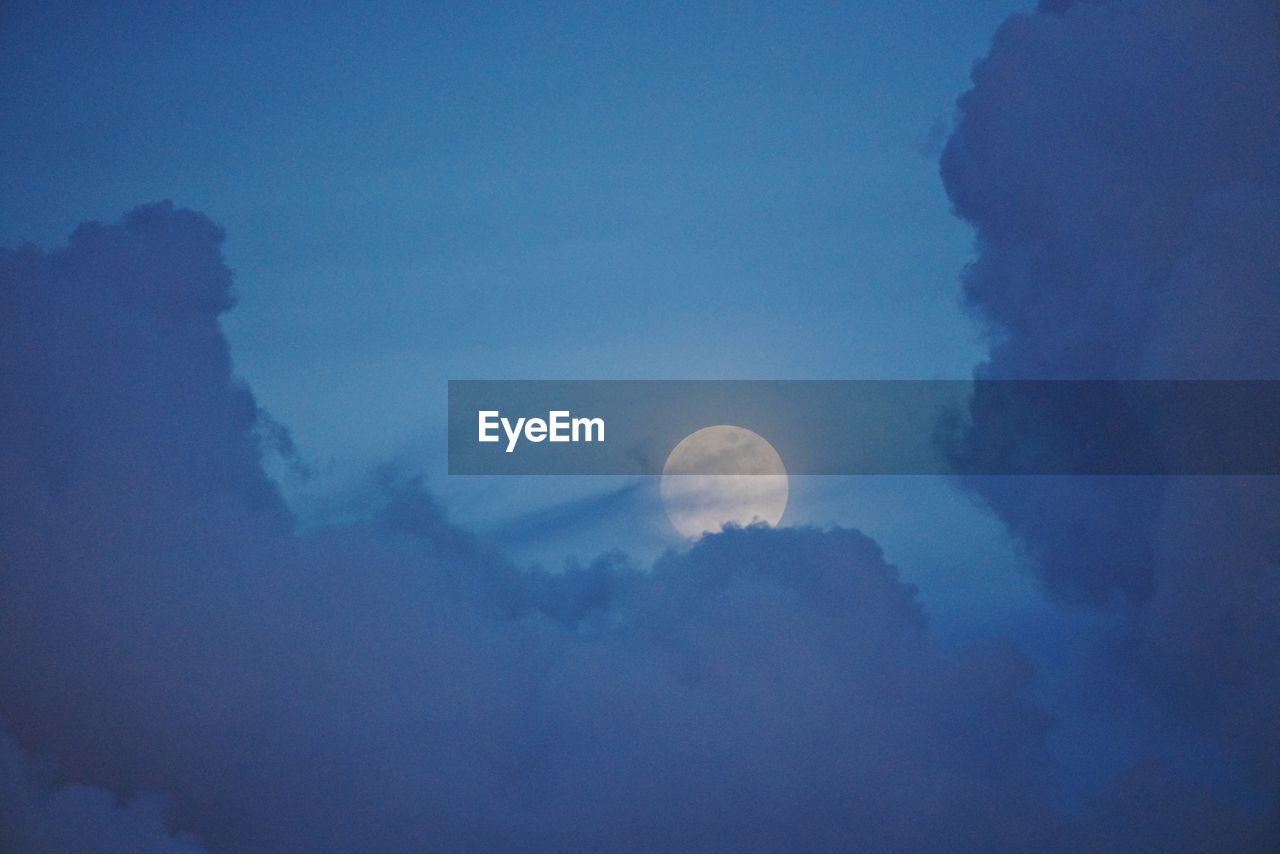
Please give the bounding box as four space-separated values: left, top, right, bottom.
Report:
660 425 789 539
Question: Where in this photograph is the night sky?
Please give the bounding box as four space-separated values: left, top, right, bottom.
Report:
2 1 1278 851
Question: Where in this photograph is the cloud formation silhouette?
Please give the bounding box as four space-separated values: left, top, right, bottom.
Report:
942 0 1280 810
0 204 1067 850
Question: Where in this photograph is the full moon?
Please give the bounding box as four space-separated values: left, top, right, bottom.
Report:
660 425 789 539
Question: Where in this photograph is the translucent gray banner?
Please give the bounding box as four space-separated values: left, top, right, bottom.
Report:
447 380 1280 475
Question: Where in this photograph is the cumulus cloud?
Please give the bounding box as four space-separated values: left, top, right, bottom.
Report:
942 0 1280 810
0 203 1070 850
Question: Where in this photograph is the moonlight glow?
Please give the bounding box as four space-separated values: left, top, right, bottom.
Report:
660 425 789 539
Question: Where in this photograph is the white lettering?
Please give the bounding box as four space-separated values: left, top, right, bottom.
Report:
572 416 604 443
478 410 605 453
478 411 500 443
549 410 570 442
502 416 526 453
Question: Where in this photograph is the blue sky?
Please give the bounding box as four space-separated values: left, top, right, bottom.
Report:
0 0 1042 630
2 0 1018 450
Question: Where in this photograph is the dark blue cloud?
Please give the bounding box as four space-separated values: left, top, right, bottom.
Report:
0 204 1068 849
0 724 204 854
942 0 1280 812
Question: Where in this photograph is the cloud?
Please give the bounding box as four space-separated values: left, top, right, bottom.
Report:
0 724 204 854
942 0 1280 808
482 479 648 551
0 203 1071 849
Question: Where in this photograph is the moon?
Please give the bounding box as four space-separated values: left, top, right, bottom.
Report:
660 425 789 539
